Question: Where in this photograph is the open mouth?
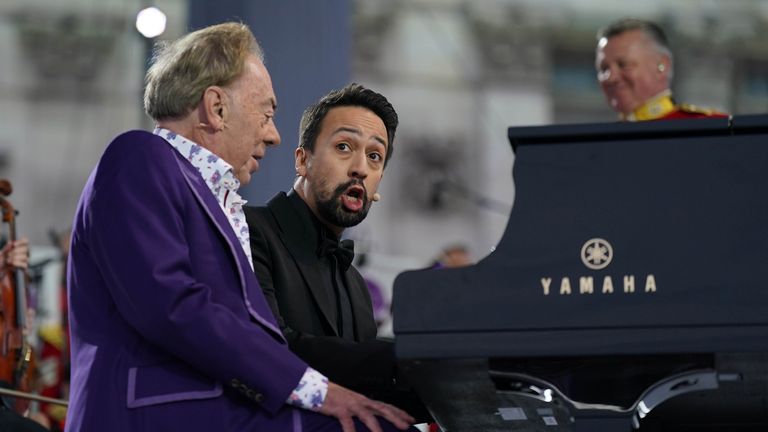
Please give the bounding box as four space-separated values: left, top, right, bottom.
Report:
341 185 365 211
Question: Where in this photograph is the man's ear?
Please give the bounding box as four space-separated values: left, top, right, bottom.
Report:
295 147 308 177
201 86 227 131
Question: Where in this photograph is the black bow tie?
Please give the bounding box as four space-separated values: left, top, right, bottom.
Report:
318 238 355 271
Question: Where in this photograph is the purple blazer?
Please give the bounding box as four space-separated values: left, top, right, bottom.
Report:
66 131 309 431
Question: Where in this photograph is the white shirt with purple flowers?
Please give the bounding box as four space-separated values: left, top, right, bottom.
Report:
154 127 253 270
154 127 328 411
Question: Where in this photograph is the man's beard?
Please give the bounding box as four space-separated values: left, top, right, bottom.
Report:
313 179 371 228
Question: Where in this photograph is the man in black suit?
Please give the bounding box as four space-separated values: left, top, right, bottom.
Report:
245 84 427 420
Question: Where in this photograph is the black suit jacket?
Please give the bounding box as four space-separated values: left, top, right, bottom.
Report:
244 191 397 394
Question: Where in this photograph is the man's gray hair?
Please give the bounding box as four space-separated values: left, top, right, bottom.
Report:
597 18 672 59
144 22 263 121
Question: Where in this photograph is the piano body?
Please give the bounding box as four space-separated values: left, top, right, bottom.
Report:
392 114 768 431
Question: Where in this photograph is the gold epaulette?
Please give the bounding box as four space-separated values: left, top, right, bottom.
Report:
678 103 723 116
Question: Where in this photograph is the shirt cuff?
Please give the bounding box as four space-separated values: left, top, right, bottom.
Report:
286 367 328 411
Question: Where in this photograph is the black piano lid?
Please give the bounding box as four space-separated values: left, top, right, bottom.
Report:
731 113 768 134
507 116 732 150
394 114 768 360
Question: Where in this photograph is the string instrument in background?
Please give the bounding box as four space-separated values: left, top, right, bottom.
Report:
0 179 67 413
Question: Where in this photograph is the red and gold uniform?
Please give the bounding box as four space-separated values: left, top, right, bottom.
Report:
620 91 728 121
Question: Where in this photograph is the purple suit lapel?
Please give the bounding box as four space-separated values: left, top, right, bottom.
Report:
172 153 286 343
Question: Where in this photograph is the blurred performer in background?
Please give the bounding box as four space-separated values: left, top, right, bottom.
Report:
595 18 728 121
430 244 472 269
0 238 49 431
36 229 71 431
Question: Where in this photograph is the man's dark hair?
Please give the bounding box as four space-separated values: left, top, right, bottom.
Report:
597 18 672 57
299 83 398 168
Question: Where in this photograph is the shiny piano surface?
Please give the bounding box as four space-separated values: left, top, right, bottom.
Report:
392 114 768 431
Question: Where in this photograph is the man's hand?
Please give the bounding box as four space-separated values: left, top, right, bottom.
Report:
319 382 414 432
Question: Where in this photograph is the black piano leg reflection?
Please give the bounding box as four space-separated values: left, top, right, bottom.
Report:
400 358 577 431
638 353 768 432
400 354 768 431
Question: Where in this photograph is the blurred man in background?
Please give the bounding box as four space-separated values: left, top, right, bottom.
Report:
431 244 472 269
595 18 728 121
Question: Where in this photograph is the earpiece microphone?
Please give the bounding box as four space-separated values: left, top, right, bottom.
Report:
372 193 381 202
657 63 665 72
198 122 224 132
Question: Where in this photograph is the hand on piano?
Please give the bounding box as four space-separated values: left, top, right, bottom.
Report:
319 381 415 432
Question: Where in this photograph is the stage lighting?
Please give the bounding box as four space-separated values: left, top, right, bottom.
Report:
136 7 166 39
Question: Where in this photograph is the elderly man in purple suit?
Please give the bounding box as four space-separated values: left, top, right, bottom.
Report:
66 22 415 432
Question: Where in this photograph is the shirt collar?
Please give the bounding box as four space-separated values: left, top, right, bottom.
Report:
621 89 676 122
154 127 244 204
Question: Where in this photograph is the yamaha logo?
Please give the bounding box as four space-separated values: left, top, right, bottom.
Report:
581 238 613 270
539 237 657 296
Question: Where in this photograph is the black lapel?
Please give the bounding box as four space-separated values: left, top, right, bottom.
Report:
267 192 340 336
343 269 376 341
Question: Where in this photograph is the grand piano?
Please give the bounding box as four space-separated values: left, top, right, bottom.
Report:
392 114 768 431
